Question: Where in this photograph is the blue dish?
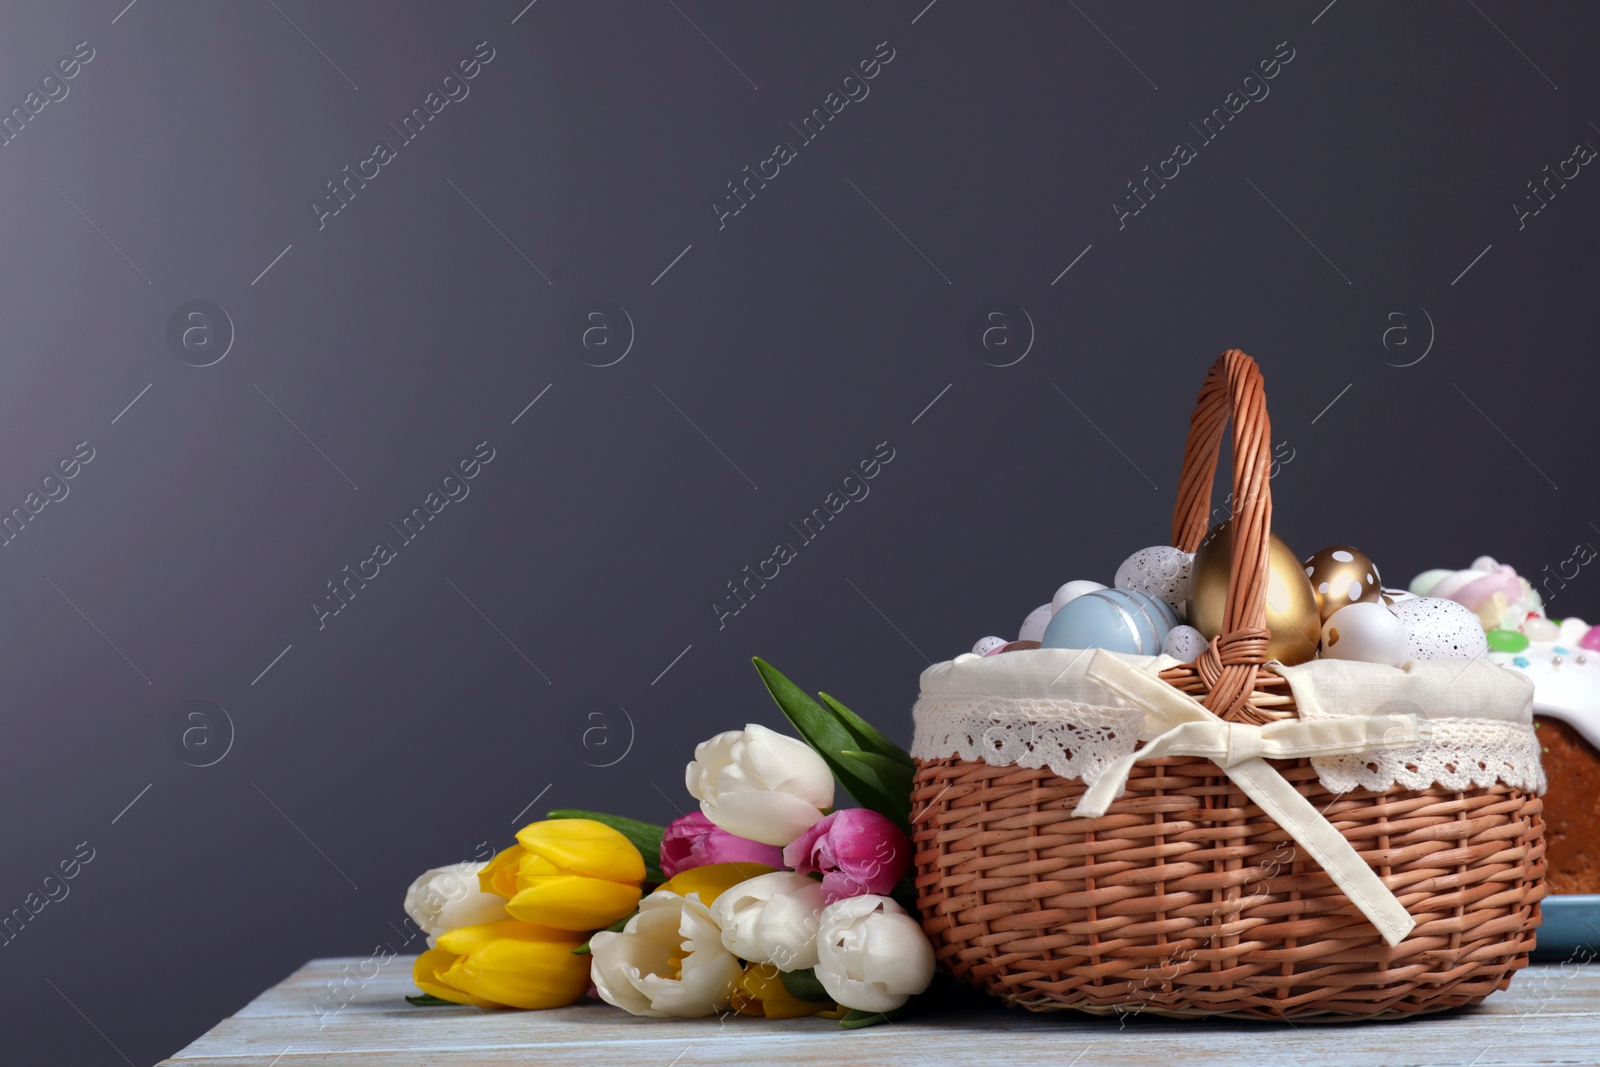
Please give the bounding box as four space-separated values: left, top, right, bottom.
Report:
1530 894 1600 961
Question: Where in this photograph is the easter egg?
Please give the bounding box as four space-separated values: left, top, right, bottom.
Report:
1188 521 1321 665
1018 603 1055 644
1380 587 1415 606
1302 545 1384 623
1389 597 1489 661
973 636 1009 657
1000 640 1041 653
1161 624 1207 662
1052 580 1107 613
1113 546 1193 614
1321 602 1408 667
1042 587 1178 655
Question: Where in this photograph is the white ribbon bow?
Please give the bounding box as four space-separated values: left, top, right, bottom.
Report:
1076 651 1432 947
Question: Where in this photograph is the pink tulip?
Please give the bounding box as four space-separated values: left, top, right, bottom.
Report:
782 808 910 904
659 812 784 879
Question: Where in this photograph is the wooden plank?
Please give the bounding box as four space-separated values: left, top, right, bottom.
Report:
161 957 1600 1066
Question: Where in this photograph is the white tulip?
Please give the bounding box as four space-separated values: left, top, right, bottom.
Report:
710 871 825 972
813 895 935 1013
685 723 835 846
589 888 741 1018
402 862 509 948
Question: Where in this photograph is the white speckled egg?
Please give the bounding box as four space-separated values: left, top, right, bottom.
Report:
1321 602 1409 666
1161 624 1207 662
1389 596 1489 661
972 636 1009 657
1052 580 1107 613
1114 546 1193 613
1018 603 1055 644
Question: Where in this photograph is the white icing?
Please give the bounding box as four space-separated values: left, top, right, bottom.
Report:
1487 643 1600 751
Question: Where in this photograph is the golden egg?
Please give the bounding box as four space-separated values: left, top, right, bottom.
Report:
1187 521 1321 665
1302 545 1384 623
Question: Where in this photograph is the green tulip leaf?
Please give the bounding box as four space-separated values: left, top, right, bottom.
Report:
572 909 637 954
405 993 458 1007
838 1003 916 1028
752 659 903 821
839 749 913 792
545 809 665 883
778 967 835 1003
818 692 914 769
889 872 920 917
839 750 912 826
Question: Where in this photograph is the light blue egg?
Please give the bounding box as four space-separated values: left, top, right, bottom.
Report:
1042 587 1177 655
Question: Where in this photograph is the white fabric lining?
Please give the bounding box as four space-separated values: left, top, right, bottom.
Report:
910 650 1544 795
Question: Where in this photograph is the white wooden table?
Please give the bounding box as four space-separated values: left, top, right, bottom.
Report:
161 957 1600 1066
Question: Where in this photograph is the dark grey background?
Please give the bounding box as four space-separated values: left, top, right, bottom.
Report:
3 1 1597 1061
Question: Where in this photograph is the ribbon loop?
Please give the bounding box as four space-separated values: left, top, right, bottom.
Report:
1073 651 1420 947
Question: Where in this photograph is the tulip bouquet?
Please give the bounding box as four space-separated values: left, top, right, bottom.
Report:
402 659 938 1027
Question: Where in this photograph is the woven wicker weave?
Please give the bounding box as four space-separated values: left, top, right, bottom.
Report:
911 350 1545 1020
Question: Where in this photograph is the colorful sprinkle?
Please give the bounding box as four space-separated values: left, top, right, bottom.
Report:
1512 656 1530 668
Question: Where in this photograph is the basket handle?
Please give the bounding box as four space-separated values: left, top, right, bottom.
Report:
1167 350 1274 717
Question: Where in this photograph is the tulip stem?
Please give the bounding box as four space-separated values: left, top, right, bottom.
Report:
571 910 637 954
839 1004 914 1029
778 967 835 1004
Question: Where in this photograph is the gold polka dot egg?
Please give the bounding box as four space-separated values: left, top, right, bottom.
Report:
1303 545 1383 623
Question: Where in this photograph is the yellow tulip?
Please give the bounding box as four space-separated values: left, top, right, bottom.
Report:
656 861 775 906
412 919 590 1009
730 962 835 1020
480 819 646 931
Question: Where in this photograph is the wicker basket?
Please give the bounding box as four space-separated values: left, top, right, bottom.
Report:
910 349 1545 1020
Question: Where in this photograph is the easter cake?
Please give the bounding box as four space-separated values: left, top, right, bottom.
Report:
1411 556 1600 895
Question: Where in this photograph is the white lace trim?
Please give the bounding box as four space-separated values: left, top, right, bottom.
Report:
1307 716 1545 794
911 696 1547 795
911 697 1142 782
